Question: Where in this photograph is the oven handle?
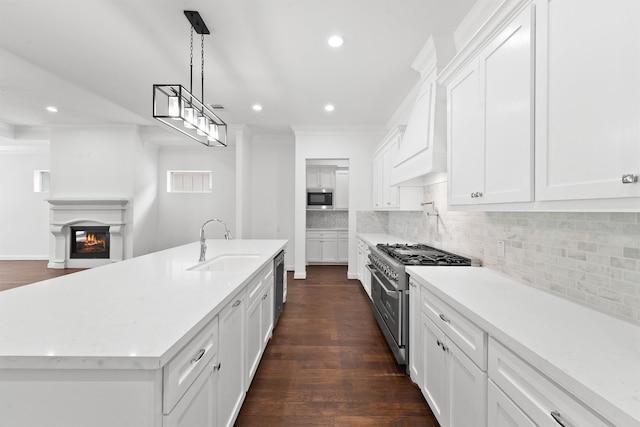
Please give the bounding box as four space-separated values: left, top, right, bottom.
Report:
366 264 399 295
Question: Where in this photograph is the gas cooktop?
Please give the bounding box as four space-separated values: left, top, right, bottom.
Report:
376 243 474 266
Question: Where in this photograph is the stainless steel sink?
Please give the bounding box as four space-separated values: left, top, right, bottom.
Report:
187 254 261 272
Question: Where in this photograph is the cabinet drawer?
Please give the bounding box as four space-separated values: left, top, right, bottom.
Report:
489 338 613 427
307 230 337 239
421 287 487 370
488 379 536 427
247 264 273 307
163 316 219 414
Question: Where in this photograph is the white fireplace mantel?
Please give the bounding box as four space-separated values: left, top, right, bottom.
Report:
47 198 129 269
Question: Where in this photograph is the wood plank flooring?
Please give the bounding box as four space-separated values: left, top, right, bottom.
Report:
0 260 85 292
0 261 438 426
236 265 438 427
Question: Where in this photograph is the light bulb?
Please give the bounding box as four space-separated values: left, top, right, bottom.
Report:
168 96 181 119
183 106 195 129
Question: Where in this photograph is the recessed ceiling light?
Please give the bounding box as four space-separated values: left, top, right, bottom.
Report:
324 104 335 112
252 104 263 111
46 106 58 113
328 35 344 48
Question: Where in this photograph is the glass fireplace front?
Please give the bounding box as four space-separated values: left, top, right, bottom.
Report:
70 226 110 259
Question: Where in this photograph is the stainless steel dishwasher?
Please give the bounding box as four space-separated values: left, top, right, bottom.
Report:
273 250 285 327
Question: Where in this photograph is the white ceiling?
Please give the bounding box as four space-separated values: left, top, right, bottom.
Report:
0 0 477 143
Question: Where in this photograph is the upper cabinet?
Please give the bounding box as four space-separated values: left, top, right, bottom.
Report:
391 36 456 187
534 0 640 203
306 166 335 189
448 5 534 206
334 169 349 210
440 0 640 211
373 127 423 210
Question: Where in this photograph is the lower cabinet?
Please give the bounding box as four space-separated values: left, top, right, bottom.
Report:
218 290 246 427
488 337 612 427
246 266 274 389
163 359 219 427
408 278 421 386
487 380 536 427
337 231 348 263
421 314 487 427
306 230 342 264
356 238 371 298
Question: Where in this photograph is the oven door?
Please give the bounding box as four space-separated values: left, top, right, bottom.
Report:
367 264 404 357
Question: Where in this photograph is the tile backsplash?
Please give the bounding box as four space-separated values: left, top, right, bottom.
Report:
307 210 348 229
358 181 640 322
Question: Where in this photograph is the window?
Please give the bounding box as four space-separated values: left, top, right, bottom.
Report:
167 170 213 193
34 170 50 192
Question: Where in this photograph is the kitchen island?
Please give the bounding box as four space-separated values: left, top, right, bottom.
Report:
0 239 287 427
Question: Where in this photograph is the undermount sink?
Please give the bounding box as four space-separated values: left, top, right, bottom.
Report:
188 254 262 272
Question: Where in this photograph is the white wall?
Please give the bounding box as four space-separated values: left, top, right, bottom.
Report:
49 126 145 259
293 127 383 279
156 146 236 251
132 140 159 256
0 141 50 259
249 135 295 269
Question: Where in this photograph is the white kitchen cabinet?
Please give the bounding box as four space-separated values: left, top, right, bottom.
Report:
448 5 534 206
487 380 536 427
337 231 348 263
535 0 640 202
306 166 335 189
218 290 246 427
246 265 274 388
489 337 611 427
334 169 349 209
422 314 487 427
163 359 218 427
373 128 423 210
408 278 422 388
420 284 487 427
306 230 338 264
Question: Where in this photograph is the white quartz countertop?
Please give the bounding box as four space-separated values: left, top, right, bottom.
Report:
406 266 640 427
0 239 287 370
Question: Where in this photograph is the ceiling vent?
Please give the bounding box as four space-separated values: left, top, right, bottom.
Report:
208 104 225 110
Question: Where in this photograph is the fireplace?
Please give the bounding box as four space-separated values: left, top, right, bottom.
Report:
47 199 128 269
70 226 110 259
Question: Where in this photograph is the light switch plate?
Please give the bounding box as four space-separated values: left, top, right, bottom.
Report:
497 240 505 257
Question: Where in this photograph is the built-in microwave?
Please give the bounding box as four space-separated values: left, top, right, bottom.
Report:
307 189 333 209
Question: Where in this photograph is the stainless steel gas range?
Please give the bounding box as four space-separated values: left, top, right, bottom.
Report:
366 243 478 367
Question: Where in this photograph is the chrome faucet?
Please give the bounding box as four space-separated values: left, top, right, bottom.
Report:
199 219 232 262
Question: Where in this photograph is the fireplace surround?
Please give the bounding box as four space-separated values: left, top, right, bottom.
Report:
47 199 128 269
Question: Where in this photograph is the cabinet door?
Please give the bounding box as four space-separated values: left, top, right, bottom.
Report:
218 294 245 427
449 340 487 427
422 314 449 427
479 5 534 204
306 167 320 188
535 0 640 201
306 238 323 263
382 141 400 208
337 236 348 263
488 380 536 427
261 277 274 348
319 167 335 189
334 170 349 209
163 361 217 427
448 60 483 206
246 296 262 386
372 155 384 209
408 279 422 388
321 237 338 263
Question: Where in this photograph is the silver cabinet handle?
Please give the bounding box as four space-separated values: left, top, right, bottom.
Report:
262 293 268 300
476 192 483 197
550 411 572 427
191 348 206 364
470 192 475 198
622 174 638 184
436 339 442 348
214 362 221 371
232 299 241 308
439 313 450 323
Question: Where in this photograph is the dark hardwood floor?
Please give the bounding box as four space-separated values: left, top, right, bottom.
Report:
0 260 85 292
236 265 438 427
0 262 437 426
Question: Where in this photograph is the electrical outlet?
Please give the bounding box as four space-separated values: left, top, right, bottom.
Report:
497 240 505 258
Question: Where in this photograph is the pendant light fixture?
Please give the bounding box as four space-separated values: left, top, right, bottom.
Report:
153 11 227 147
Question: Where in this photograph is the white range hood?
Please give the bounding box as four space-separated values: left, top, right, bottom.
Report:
391 36 456 187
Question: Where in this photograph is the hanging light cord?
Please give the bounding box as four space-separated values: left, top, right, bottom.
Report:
201 34 205 105
189 27 194 94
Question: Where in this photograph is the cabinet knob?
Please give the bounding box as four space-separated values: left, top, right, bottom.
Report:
622 174 638 184
476 192 483 197
262 293 268 300
214 362 221 371
232 299 242 308
470 192 475 198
